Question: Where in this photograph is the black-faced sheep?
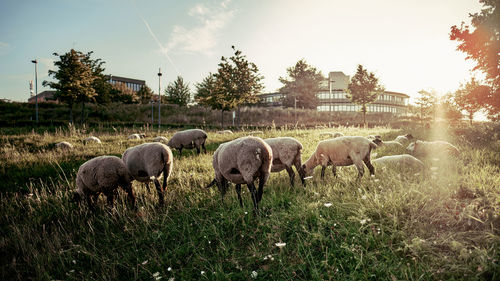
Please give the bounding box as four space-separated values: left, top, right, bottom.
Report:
73 156 135 210
299 136 379 180
206 136 272 212
264 137 305 186
122 142 173 206
167 129 207 155
394 134 414 144
406 140 459 158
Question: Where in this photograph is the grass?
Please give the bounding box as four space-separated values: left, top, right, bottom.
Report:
0 125 499 280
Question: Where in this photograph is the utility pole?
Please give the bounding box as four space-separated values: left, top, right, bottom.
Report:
31 59 38 123
158 68 162 130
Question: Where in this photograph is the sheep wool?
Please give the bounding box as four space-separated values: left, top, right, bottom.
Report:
153 136 169 143
407 140 459 158
217 130 233 134
56 141 73 150
128 133 145 140
83 136 101 144
264 137 305 186
167 129 207 155
372 154 424 170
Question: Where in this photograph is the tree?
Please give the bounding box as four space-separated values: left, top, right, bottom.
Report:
415 90 438 122
454 77 490 124
137 85 154 104
347 65 385 126
43 49 97 123
165 76 191 107
110 82 139 104
440 93 464 122
450 0 500 118
195 73 233 128
279 59 324 109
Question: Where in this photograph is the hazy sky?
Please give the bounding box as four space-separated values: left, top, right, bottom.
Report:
0 0 484 103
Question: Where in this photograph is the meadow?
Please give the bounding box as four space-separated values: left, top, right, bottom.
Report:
0 124 499 280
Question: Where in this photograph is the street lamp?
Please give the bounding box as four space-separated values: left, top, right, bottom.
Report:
31 59 38 123
158 68 162 129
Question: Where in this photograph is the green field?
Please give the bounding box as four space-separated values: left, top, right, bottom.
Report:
1 125 499 280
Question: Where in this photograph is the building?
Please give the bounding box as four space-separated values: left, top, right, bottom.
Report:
106 75 146 92
259 71 409 116
28 90 58 104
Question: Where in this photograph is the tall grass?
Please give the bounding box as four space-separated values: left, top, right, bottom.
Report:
0 126 498 280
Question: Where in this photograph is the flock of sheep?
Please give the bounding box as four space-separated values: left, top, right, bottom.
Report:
58 128 460 213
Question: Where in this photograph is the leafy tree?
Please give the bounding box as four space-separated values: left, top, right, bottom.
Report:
450 0 500 118
279 59 324 109
137 85 154 104
165 76 191 107
110 82 139 104
440 93 464 122
195 73 233 128
43 49 97 123
454 77 490 124
347 64 385 126
415 90 438 122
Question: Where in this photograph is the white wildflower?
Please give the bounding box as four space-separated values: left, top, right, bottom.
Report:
201 271 205 275
142 260 148 265
72 260 76 264
374 179 380 183
167 267 172 271
324 203 332 207
360 219 367 225
153 272 160 277
430 166 438 171
251 271 258 279
275 242 286 248
168 278 175 281
361 195 367 200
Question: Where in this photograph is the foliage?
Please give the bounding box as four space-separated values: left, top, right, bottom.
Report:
165 76 191 107
195 73 231 111
450 0 500 117
137 85 154 104
110 82 139 104
347 64 385 125
415 90 438 121
455 78 491 123
439 93 464 122
279 59 324 109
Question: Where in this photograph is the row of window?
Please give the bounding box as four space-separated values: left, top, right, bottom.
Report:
317 103 405 114
109 80 144 92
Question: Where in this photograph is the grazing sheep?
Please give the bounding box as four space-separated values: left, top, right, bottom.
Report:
217 130 233 134
83 136 101 144
367 135 381 141
320 132 344 138
167 129 208 155
153 136 169 143
407 140 459 158
55 141 73 150
264 137 305 186
247 130 264 135
394 134 414 144
73 156 135 210
128 133 146 140
206 136 272 212
372 154 425 171
299 136 378 180
378 140 404 149
122 143 173 206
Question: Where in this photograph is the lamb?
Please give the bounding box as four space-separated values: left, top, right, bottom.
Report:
153 136 169 143
73 156 135 210
83 136 101 144
122 143 173 206
299 136 378 180
217 130 233 134
320 132 344 138
128 133 146 140
167 129 207 155
394 134 414 144
407 140 459 158
372 154 425 171
55 141 73 150
264 137 305 186
206 136 273 212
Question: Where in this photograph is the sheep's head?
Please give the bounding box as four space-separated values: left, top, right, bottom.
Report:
140 133 146 139
405 134 414 140
372 138 383 147
406 142 416 154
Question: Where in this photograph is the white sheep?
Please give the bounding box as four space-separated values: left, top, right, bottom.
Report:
122 142 173 206
55 141 73 150
128 133 146 140
264 137 305 186
153 136 169 143
73 156 135 210
406 140 459 158
167 129 207 155
300 136 378 180
367 135 381 141
319 132 344 138
247 130 264 135
83 136 101 144
206 136 273 212
372 154 425 171
217 130 233 134
394 134 414 144
378 140 404 149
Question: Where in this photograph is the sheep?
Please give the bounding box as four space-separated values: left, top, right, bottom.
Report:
217 130 233 134
406 140 459 158
367 135 381 141
122 143 173 206
128 133 146 140
55 141 73 150
378 140 404 149
206 136 272 212
83 136 101 144
247 130 264 135
319 132 344 138
73 156 135 210
394 134 414 144
372 154 425 171
264 137 305 186
167 129 207 155
299 136 378 180
153 136 169 143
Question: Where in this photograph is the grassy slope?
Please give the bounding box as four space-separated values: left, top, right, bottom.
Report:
0 126 499 280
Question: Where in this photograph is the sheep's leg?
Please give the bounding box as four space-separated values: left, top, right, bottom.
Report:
178 146 183 156
257 171 268 203
122 183 136 209
363 157 375 176
196 146 201 154
105 191 115 208
247 182 259 213
321 166 326 179
354 161 365 179
235 184 243 207
202 142 207 154
85 194 95 211
144 182 150 191
285 166 295 187
332 165 337 177
153 178 165 206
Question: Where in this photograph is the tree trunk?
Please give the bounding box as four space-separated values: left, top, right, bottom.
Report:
469 112 473 125
81 101 85 125
237 106 241 128
363 111 367 128
221 109 224 129
69 104 73 124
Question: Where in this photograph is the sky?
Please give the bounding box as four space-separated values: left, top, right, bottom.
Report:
0 0 484 104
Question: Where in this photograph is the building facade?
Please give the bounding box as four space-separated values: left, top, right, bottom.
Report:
106 75 146 92
259 71 409 116
28 90 58 104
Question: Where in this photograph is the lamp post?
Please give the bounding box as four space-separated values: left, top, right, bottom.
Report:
31 59 38 123
158 68 162 129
